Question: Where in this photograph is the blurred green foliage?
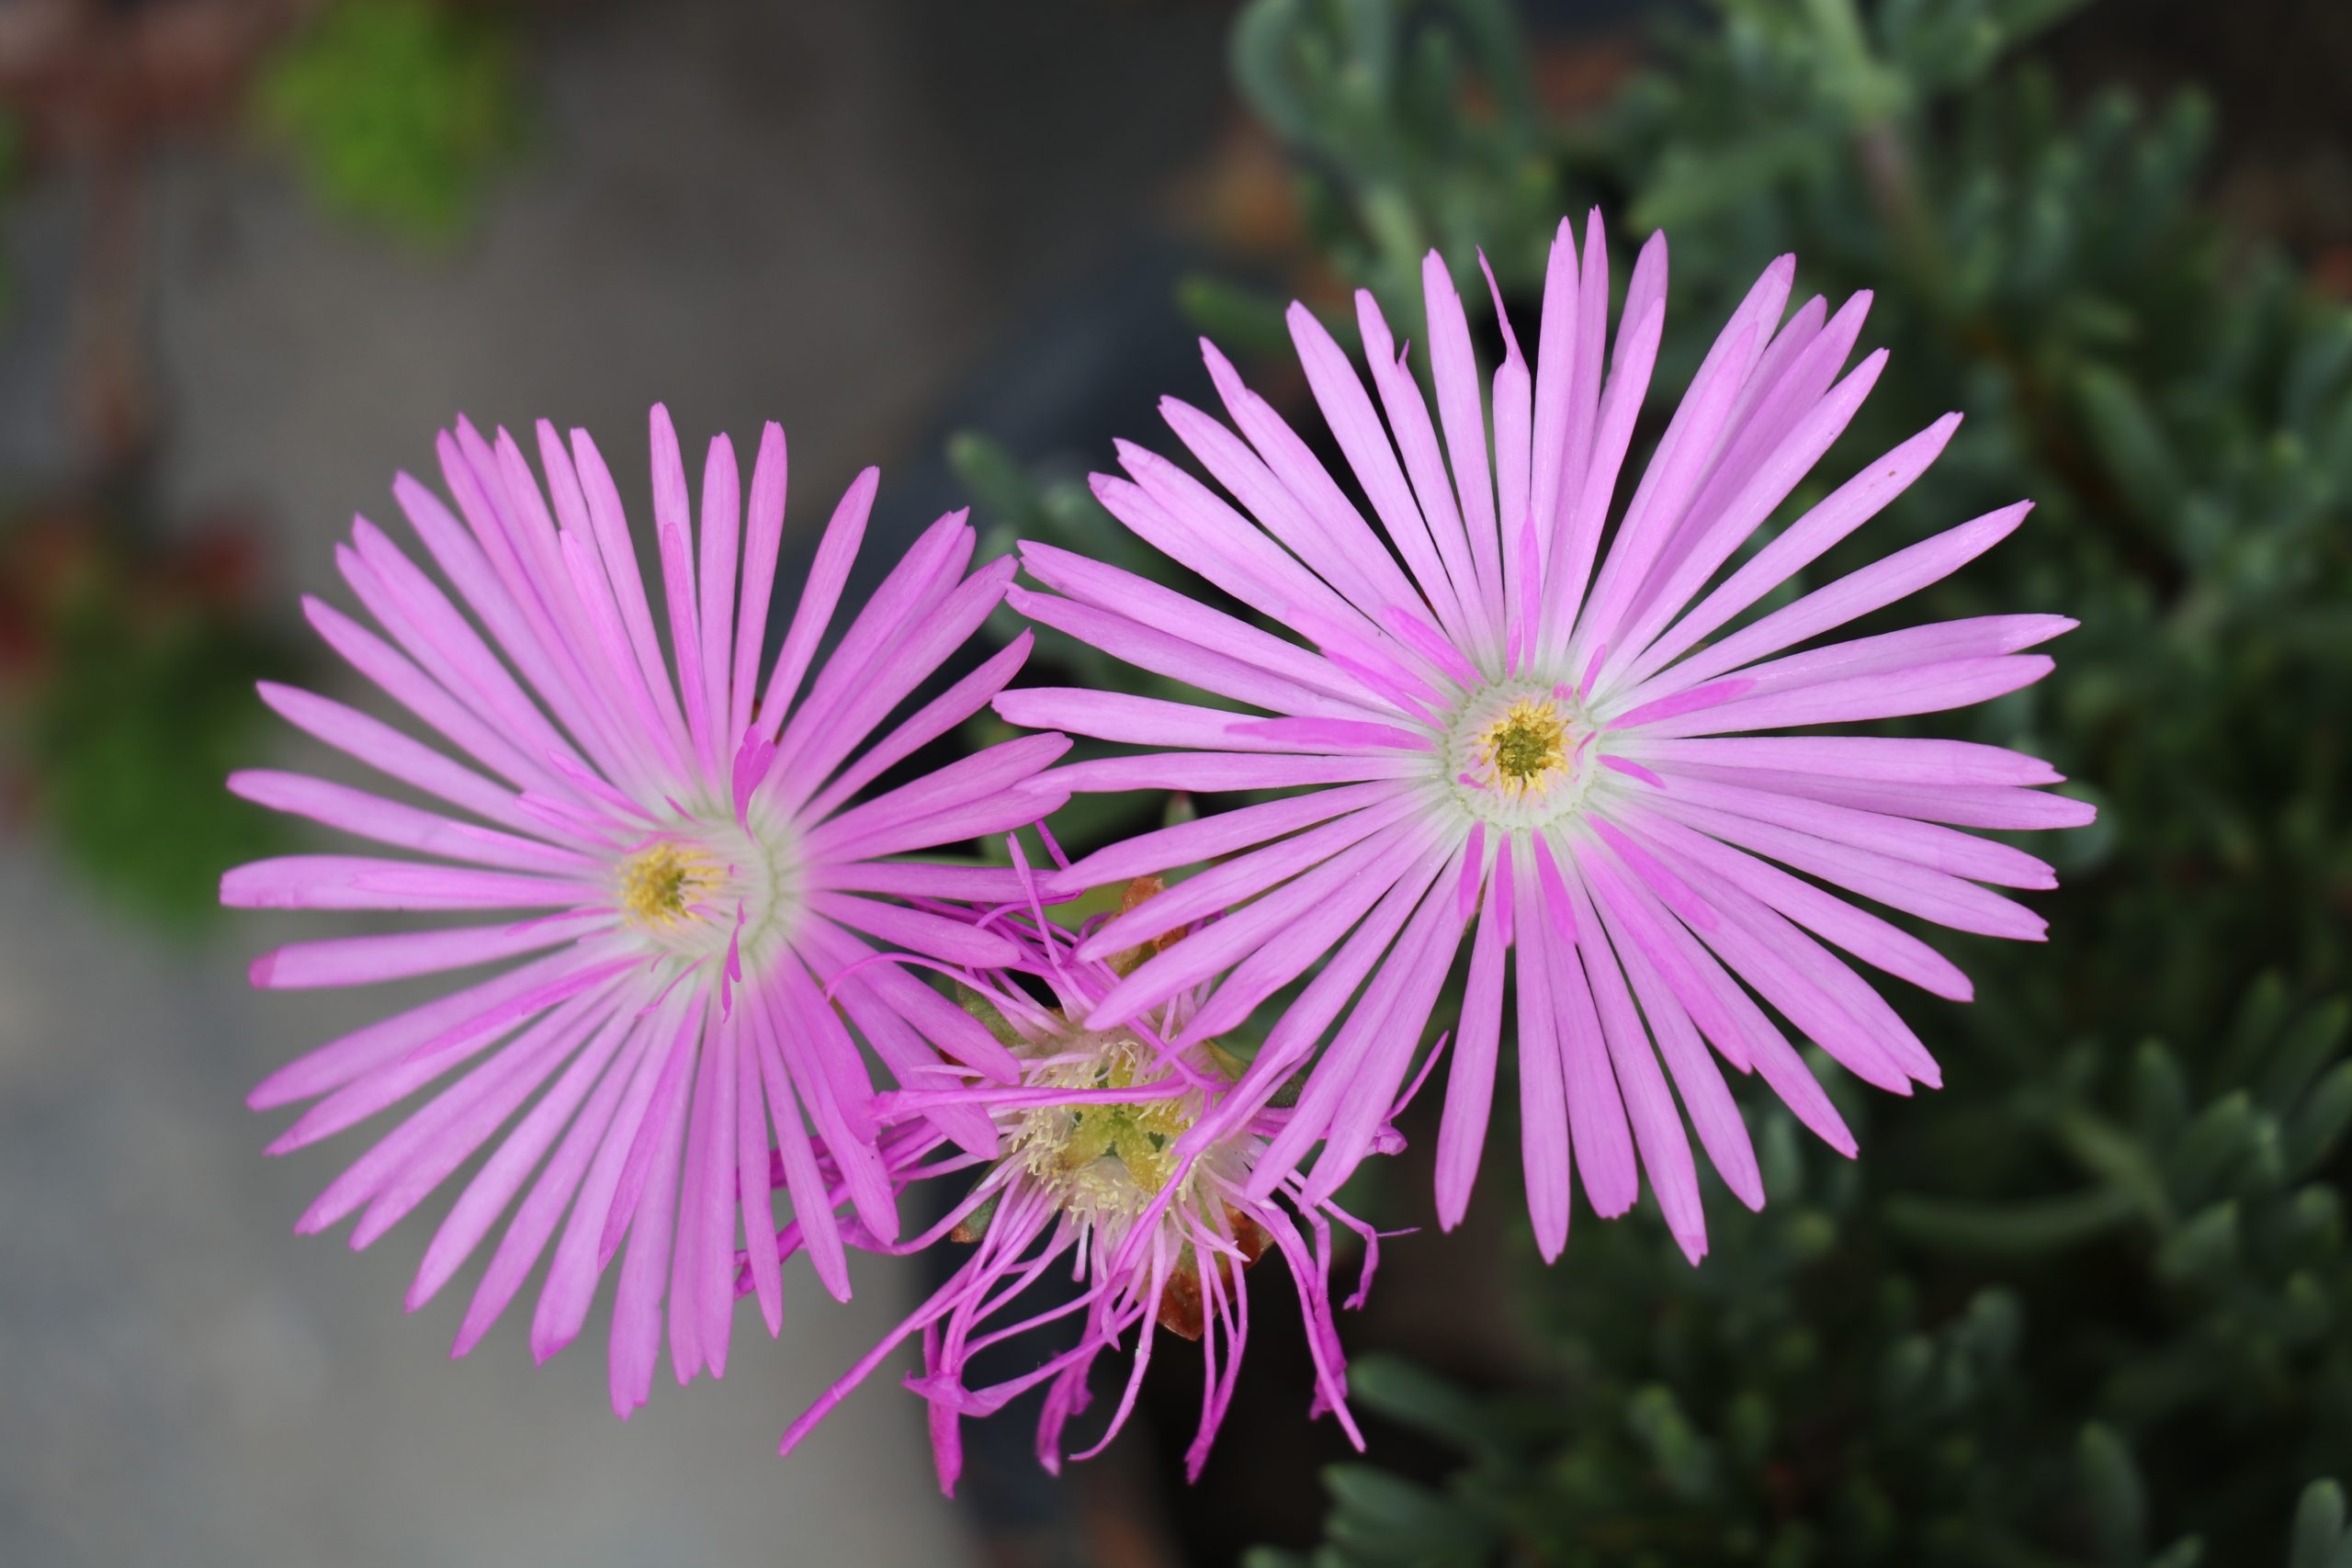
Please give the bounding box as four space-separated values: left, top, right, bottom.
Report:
251 0 524 241
959 0 2352 1560
5 527 293 928
1248 984 2352 1566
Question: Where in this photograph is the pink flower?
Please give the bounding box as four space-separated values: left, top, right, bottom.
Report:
770 866 1392 1492
996 213 2093 1262
225 406 1067 1416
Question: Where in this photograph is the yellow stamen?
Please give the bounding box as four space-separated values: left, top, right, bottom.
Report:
1012 1040 1200 1220
1476 698 1571 795
618 840 718 930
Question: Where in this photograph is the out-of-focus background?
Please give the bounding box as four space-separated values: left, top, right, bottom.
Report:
2 3 2347 1566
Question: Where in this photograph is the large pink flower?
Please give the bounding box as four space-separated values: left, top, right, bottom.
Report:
997 212 2092 1261
226 407 1065 1415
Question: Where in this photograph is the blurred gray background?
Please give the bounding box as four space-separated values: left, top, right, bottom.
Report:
0 3 1231 1562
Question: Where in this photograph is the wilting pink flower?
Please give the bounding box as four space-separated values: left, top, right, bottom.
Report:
996 212 2092 1262
225 407 1066 1416
770 864 1393 1492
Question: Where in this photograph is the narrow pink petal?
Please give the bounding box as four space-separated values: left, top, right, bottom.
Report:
802 733 1069 863
299 991 604 1237
1287 300 1470 639
222 856 585 912
608 1035 691 1417
1629 735 2063 787
392 469 625 786
1421 251 1503 632
254 682 555 841
791 919 1004 1154
251 913 603 990
1077 793 1423 961
1357 290 1485 649
1630 613 2072 716
304 592 563 800
1527 216 1583 566
1480 253 1534 640
1559 860 1708 1261
747 998 849 1302
1226 716 1433 752
1021 540 1377 708
1573 315 1768 661
1180 818 1454 1046
1552 211 1611 526
753 467 878 739
1639 768 2055 889
1435 863 1509 1229
1600 802 1972 1000
1010 588 1387 723
597 999 701 1268
1641 792 2048 941
1537 858 1640 1220
1622 416 1971 689
1580 832 1857 1154
1300 844 1469 1206
730 423 788 740
1193 337 1430 631
1217 823 1455 1166
1631 819 1937 1090
774 547 1003 807
991 689 1296 752
1091 814 1438 1032
649 406 714 772
1455 819 1487 921
1105 445 1369 642
1510 848 1573 1259
451 1010 651 1357
808 779 1069 868
767 960 898 1243
341 525 582 789
1609 677 1758 733
1541 299 1666 664
683 1000 741 1380
1600 345 1891 687
228 770 590 876
808 894 1022 967
731 1019 784 1334
568 425 693 756
411 1005 634 1317
527 1006 668 1363
1663 761 2094 830
803 632 1035 824
1046 751 1430 793
351 995 616 1252
1631 655 2053 739
249 946 597 1110
696 434 741 762
1050 782 1397 893
1579 855 1764 1210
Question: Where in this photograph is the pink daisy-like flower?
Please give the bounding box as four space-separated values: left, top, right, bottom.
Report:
769 864 1393 1492
224 406 1067 1416
996 211 2092 1262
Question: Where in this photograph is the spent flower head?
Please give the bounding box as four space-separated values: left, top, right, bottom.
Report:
774 864 1397 1490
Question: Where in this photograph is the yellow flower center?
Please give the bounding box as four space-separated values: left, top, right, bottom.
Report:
617 840 720 930
1476 698 1571 795
1012 1038 1201 1222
